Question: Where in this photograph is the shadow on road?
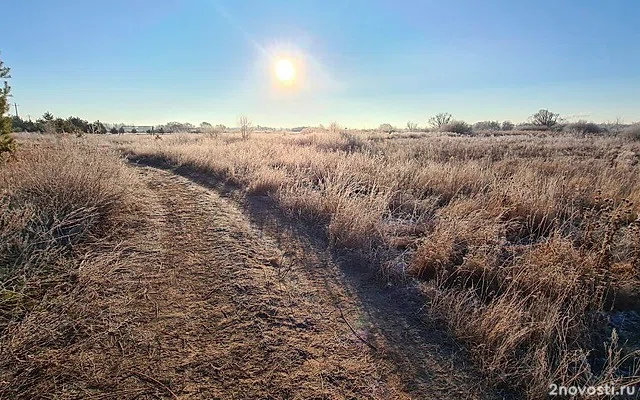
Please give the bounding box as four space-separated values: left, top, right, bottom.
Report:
129 154 510 400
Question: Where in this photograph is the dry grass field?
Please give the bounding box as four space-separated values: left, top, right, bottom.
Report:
3 1 640 398
1 131 639 398
123 130 640 397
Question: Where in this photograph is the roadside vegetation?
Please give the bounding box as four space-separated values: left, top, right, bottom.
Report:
124 130 640 397
0 140 140 334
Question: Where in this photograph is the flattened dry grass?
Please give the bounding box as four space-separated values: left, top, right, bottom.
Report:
124 131 640 397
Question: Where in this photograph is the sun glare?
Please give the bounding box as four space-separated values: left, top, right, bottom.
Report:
275 59 296 83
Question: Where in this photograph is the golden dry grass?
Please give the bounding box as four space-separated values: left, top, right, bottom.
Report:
3 138 484 399
0 139 141 333
121 130 640 397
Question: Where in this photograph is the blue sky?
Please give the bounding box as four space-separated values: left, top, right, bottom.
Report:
3 0 640 128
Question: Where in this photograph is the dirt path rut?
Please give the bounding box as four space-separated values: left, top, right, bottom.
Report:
131 167 404 398
1 164 496 399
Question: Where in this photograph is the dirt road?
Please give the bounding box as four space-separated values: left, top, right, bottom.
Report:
1 164 497 399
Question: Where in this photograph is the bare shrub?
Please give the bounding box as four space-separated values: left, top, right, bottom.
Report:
339 131 367 152
620 123 640 141
438 120 472 135
379 123 394 134
501 121 514 131
564 120 604 135
328 121 342 133
238 115 253 139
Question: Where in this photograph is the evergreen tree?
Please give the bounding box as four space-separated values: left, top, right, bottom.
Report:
0 52 15 155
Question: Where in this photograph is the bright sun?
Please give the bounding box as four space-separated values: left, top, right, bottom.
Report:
275 59 296 83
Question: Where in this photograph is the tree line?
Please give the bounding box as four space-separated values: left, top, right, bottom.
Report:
392 109 630 136
10 115 235 135
12 113 109 135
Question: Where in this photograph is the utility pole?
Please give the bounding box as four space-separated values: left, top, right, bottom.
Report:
13 103 18 118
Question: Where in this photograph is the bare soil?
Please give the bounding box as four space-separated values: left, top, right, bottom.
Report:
0 163 500 399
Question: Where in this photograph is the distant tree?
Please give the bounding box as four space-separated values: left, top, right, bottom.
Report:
162 121 195 132
379 123 395 134
165 122 182 132
530 109 560 127
34 112 54 133
176 122 194 132
206 123 226 138
473 121 501 131
11 116 23 132
564 120 603 136
33 112 58 133
131 128 137 134
65 116 90 133
88 120 107 134
0 52 15 155
118 126 125 135
238 115 253 139
428 112 453 129
12 116 39 133
110 127 118 135
501 121 515 131
200 122 213 135
53 118 68 133
406 121 418 131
